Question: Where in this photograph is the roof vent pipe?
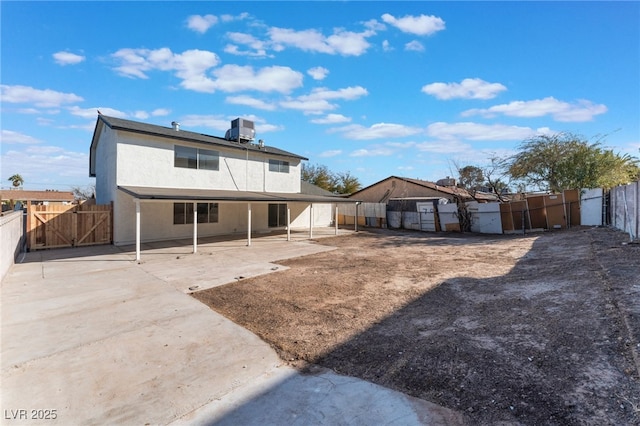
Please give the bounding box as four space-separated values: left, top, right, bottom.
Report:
171 121 180 131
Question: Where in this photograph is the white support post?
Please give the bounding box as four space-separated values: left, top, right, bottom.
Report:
247 203 252 246
309 203 314 239
355 203 359 232
287 205 291 241
335 205 339 235
193 202 198 254
135 199 141 261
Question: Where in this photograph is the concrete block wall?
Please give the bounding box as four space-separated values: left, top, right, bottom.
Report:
1 211 24 282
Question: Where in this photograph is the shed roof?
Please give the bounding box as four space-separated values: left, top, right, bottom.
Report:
89 115 308 177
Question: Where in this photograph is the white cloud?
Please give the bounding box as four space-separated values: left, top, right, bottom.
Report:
318 150 343 158
422 78 507 100
1 130 41 144
179 115 231 132
311 114 351 124
0 85 83 107
333 123 423 140
111 47 220 93
186 14 218 34
279 98 336 114
302 86 368 101
225 32 269 57
226 95 277 111
363 19 386 32
381 13 445 36
382 40 392 51
211 65 303 93
280 86 368 114
220 12 249 23
52 51 85 65
427 122 552 141
151 108 171 116
68 106 127 119
461 96 607 122
350 146 396 157
18 108 59 115
415 140 473 154
405 40 425 52
307 66 329 80
178 114 281 135
268 26 374 56
2 145 91 184
133 111 149 119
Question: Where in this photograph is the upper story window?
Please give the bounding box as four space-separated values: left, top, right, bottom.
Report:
269 159 290 173
174 146 219 171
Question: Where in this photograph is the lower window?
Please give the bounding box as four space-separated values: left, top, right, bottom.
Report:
268 203 287 227
174 203 219 224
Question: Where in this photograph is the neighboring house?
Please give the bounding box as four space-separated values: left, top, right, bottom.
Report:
349 176 498 232
349 176 491 204
0 190 75 211
89 115 356 256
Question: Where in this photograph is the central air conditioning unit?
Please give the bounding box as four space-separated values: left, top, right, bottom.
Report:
225 118 255 143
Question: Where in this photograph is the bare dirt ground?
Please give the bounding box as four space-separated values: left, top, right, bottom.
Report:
193 226 640 425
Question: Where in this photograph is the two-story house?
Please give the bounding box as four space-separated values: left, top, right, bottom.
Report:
89 114 356 259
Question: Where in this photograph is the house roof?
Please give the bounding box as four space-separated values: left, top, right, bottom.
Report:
349 176 499 201
300 181 337 197
349 176 469 198
0 189 75 202
90 115 309 177
118 186 360 204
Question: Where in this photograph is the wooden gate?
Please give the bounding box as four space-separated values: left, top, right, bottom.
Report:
27 202 112 250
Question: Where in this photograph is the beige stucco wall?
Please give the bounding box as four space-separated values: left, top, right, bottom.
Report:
112 195 334 246
113 130 301 193
289 202 334 228
95 126 319 244
95 125 118 205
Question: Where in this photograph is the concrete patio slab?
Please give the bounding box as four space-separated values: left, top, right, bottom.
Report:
1 234 464 425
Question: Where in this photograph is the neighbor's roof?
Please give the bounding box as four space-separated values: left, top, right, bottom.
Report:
118 186 360 204
90 115 308 177
0 189 75 202
349 176 499 201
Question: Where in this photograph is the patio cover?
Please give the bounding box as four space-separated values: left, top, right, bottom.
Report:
117 186 361 260
118 185 358 204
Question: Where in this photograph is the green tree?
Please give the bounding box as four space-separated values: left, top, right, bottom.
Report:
455 159 511 201
301 164 335 191
301 164 361 194
458 165 485 192
507 133 639 192
7 174 24 188
334 171 362 194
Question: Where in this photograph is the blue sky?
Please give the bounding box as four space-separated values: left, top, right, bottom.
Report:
2 1 639 191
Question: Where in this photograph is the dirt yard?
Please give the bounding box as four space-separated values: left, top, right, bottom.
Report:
193 226 640 425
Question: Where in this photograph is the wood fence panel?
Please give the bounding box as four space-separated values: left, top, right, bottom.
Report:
27 203 112 250
500 203 514 232
544 194 567 229
564 189 581 227
526 195 547 229
510 200 530 231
